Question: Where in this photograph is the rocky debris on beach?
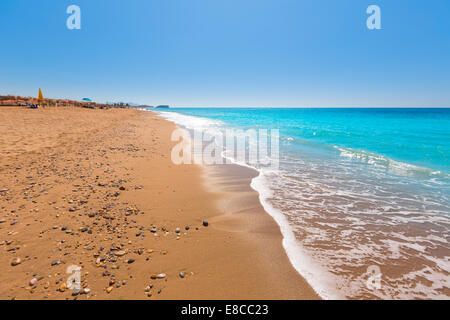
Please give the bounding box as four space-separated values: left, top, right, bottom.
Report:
0 111 210 300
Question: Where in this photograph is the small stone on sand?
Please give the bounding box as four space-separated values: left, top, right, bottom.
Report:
59 283 67 292
115 250 126 257
11 257 21 266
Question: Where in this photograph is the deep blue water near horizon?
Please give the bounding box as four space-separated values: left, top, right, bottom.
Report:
155 108 450 299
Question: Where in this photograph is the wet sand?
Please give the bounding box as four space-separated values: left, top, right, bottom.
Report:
0 106 318 300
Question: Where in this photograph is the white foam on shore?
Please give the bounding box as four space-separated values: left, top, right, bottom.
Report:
157 110 224 130
220 151 341 299
250 170 343 299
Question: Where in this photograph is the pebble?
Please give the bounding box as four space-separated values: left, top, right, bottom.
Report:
83 288 91 294
11 257 21 266
59 283 67 292
72 288 80 296
126 259 135 264
115 250 127 257
185 226 190 230
106 286 113 294
175 228 180 234
51 260 61 266
29 278 38 286
179 272 185 278
202 220 209 227
156 273 166 279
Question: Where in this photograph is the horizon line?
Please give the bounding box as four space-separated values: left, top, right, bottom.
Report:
2 93 449 109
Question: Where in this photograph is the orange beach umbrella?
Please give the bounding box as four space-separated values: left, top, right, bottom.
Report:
38 88 44 101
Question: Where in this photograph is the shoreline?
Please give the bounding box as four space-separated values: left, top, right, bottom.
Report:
156 109 338 299
199 162 320 299
0 106 318 300
162 112 325 299
151 110 321 299
218 144 339 299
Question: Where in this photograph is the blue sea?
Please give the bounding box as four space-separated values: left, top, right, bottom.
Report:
156 108 450 299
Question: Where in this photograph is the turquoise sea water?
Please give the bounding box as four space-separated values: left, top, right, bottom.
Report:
156 108 450 299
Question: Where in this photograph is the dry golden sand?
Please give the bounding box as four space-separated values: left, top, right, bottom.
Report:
0 106 318 300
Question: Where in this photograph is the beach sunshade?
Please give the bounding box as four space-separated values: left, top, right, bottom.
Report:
38 88 44 101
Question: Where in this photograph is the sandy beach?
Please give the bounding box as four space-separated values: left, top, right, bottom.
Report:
0 106 318 300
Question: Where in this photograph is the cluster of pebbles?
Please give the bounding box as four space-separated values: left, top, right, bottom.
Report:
0 111 210 300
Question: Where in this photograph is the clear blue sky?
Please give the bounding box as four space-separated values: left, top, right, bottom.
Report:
1 0 449 107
